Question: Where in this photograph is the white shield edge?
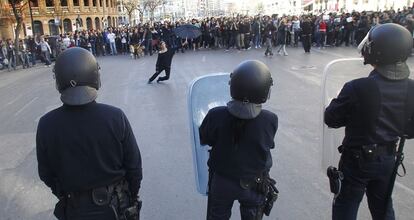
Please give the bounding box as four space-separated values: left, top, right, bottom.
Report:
320 58 365 170
188 73 231 196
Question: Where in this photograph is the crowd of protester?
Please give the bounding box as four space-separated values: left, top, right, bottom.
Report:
1 6 414 71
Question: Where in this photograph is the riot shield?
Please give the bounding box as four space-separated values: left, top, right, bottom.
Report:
320 58 371 169
188 73 231 195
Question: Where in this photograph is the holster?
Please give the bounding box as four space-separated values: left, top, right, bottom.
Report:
122 200 142 220
327 166 344 195
262 177 278 216
110 180 142 220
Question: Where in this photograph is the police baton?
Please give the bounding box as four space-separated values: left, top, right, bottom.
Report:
384 136 407 220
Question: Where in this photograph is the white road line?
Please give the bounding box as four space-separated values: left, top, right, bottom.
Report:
281 67 321 86
34 103 61 123
14 97 39 117
311 48 353 58
6 94 23 106
395 182 414 196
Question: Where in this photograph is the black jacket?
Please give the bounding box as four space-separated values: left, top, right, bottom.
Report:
325 70 414 146
199 106 278 180
36 101 142 198
300 20 313 35
156 48 175 68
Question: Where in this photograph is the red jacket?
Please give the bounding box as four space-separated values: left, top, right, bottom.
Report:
319 22 327 32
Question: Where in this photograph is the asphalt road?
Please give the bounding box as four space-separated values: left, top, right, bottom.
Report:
0 46 413 220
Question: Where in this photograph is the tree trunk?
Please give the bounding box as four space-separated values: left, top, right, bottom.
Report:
139 11 143 23
11 4 21 55
150 10 154 25
128 11 133 25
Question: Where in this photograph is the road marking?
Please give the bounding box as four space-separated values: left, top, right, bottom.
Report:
34 103 61 123
14 97 38 117
6 94 23 106
281 67 321 86
311 48 353 58
395 182 414 196
291 65 317 70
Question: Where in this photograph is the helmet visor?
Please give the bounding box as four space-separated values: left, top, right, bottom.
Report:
357 30 370 54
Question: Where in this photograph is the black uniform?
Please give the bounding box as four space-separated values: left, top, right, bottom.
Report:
325 70 414 220
300 19 312 53
37 101 142 220
148 48 175 83
200 106 278 220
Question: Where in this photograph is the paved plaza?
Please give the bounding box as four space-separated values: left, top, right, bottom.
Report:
0 46 414 220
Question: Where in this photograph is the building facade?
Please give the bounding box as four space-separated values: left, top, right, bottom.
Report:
312 0 414 13
0 0 120 40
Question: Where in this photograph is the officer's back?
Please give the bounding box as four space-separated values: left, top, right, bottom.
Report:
37 102 140 192
36 47 142 220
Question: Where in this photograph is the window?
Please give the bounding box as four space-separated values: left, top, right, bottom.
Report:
46 0 54 7
63 18 72 33
99 0 102 6
93 0 96 6
84 0 89 6
73 0 79 6
48 20 59 35
30 0 39 7
95 17 101 30
86 17 93 30
106 0 108 7
33 20 44 35
61 0 67 6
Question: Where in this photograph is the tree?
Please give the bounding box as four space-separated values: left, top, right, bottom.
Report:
142 0 164 22
2 0 29 51
136 3 144 23
256 2 264 15
49 0 67 34
119 0 139 25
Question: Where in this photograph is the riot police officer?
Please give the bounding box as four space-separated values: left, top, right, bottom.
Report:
36 47 142 220
199 60 278 220
325 23 414 220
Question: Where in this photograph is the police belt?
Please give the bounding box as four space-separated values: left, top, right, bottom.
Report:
63 178 127 207
340 142 397 157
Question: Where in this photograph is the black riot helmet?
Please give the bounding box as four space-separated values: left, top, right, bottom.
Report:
53 47 101 105
359 23 413 65
230 60 273 104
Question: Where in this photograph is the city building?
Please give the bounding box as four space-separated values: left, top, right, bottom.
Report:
261 0 302 15
0 0 120 40
312 0 414 13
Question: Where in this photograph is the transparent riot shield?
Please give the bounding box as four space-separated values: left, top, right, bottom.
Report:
188 73 231 196
320 58 371 169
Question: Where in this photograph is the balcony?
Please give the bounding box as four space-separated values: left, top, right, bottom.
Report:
46 7 55 14
31 7 40 15
61 6 69 13
73 6 81 13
